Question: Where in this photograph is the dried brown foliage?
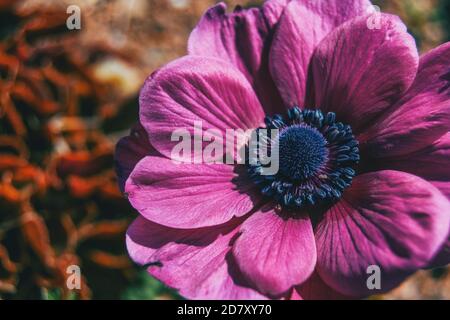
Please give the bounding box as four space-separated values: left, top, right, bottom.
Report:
0 0 140 299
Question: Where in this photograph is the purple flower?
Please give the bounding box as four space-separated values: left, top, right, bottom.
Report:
116 0 450 299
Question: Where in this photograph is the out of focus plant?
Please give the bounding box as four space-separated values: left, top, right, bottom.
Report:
121 270 181 300
0 0 143 299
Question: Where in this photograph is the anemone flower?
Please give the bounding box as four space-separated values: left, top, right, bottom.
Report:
116 0 450 299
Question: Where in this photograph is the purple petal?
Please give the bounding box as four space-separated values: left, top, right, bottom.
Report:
125 156 260 229
269 0 371 108
316 171 450 297
370 133 450 268
309 14 418 133
139 56 265 162
287 288 303 300
232 205 316 296
126 216 267 299
188 1 287 114
378 133 450 200
295 272 352 300
362 42 450 157
115 123 157 192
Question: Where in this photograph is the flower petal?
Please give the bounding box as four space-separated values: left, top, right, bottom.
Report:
287 288 303 300
126 216 267 299
362 42 450 157
295 272 352 300
367 133 450 269
315 171 450 297
232 205 316 296
309 14 418 133
378 133 450 200
269 0 372 108
115 123 157 192
139 56 265 162
188 1 287 114
125 156 261 229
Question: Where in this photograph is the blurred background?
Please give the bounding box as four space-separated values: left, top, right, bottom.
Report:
0 0 449 300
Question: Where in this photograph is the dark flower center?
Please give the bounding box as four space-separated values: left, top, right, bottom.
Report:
278 125 328 181
247 107 360 210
